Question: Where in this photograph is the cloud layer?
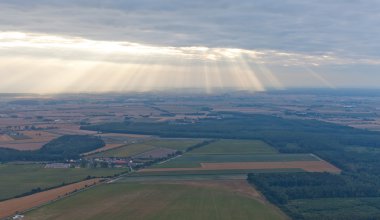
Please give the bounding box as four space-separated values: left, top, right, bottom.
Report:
1 0 380 57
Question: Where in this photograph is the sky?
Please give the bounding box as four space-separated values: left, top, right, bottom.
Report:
0 0 379 93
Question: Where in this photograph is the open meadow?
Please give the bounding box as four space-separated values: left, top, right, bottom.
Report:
25 181 287 220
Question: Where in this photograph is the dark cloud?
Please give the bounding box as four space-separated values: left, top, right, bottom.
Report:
1 0 380 57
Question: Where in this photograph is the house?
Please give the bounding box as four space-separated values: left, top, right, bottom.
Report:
13 215 24 219
45 163 70 168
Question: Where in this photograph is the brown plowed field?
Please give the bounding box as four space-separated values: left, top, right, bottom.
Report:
0 178 102 219
140 161 341 173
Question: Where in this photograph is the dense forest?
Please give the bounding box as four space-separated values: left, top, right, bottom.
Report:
248 172 380 201
248 172 380 220
0 135 104 162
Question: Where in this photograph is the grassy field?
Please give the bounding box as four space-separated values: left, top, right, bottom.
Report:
25 182 286 220
190 139 277 154
153 154 318 168
0 164 124 201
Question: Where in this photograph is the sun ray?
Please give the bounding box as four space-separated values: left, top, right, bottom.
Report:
0 31 358 93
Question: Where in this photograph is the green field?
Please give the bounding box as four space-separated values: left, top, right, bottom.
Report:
144 138 205 151
190 139 277 154
88 138 204 158
26 182 286 220
0 164 125 201
153 153 318 168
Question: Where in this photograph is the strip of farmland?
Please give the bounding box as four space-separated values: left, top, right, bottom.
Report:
140 160 341 173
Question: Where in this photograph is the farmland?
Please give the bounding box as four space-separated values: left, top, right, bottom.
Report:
132 138 340 179
0 164 124 201
25 181 287 220
88 138 205 158
0 91 380 219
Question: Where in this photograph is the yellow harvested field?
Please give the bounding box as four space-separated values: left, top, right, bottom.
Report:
0 178 102 219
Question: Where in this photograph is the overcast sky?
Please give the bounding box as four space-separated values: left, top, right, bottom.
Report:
0 0 379 92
